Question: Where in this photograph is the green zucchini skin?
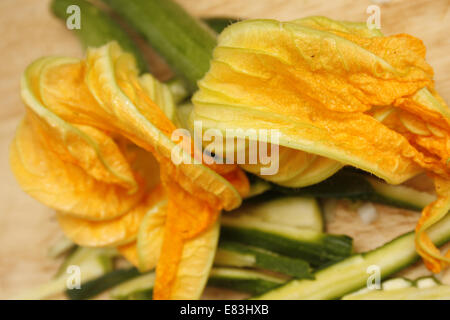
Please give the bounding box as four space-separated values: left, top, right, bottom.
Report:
102 0 217 93
272 170 374 199
109 272 155 300
207 270 283 295
50 0 149 73
66 267 140 300
414 276 441 288
220 195 350 267
271 170 434 211
17 247 113 300
217 241 313 279
344 276 439 299
206 278 279 296
253 213 450 300
220 225 353 267
55 246 115 278
230 195 324 232
110 268 284 299
343 285 450 300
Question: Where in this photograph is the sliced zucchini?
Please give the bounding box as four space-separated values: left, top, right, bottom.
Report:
110 267 285 299
220 215 353 267
341 277 412 299
246 176 272 199
273 170 435 211
66 267 141 300
345 275 440 299
342 285 450 300
110 272 155 300
366 177 435 211
55 247 116 278
229 195 323 232
215 241 313 279
16 247 113 299
253 213 450 300
341 286 372 298
207 268 285 295
415 276 440 289
121 289 153 300
382 277 413 291
214 246 256 268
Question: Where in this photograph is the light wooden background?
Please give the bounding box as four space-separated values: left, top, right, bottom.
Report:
0 0 449 299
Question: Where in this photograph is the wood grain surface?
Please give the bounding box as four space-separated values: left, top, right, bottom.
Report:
0 0 449 299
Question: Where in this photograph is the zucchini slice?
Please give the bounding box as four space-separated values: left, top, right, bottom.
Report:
228 195 323 232
110 267 285 299
341 277 413 299
66 267 141 300
415 276 441 289
366 177 435 211
253 213 450 300
273 170 435 211
246 176 272 199
342 286 450 300
207 268 285 295
343 276 440 299
221 215 352 267
55 247 116 278
215 241 313 279
110 272 156 300
381 277 413 291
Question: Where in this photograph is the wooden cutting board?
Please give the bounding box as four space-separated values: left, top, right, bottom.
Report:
0 0 449 299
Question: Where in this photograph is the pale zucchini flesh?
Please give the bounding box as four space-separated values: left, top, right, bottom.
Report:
273 170 434 211
109 267 286 299
215 241 313 279
415 276 440 289
381 278 413 291
220 215 353 267
343 276 440 299
228 194 323 232
66 267 141 300
207 267 285 295
343 286 450 300
110 272 156 300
